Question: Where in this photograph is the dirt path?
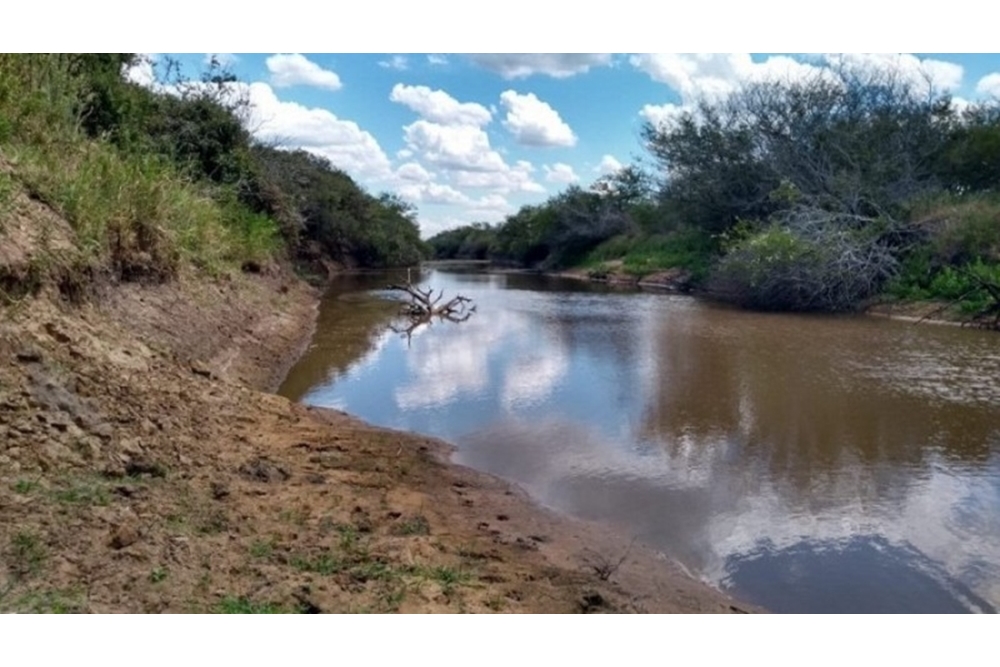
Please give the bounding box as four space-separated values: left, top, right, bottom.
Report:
0 267 755 613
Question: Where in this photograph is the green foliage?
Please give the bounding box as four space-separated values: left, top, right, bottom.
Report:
909 192 1000 265
890 258 1000 314
584 227 716 280
483 184 637 268
938 103 1000 193
709 219 898 311
888 192 1000 318
640 64 1000 237
427 223 497 260
0 52 424 295
638 61 1000 313
250 147 426 268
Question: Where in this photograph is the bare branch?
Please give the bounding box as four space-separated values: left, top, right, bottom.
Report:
385 275 476 338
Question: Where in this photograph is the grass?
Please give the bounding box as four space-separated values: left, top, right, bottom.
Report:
425 565 470 587
7 588 83 613
15 142 279 280
910 191 1000 265
290 553 343 576
886 192 1000 318
249 540 274 560
0 54 280 288
889 258 1000 314
215 597 287 614
581 228 715 280
8 531 46 579
389 515 430 537
11 478 40 495
337 524 360 551
149 567 168 584
484 595 506 612
196 510 229 535
0 168 14 220
51 480 111 506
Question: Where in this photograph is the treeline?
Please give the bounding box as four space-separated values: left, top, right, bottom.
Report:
430 62 1000 319
0 54 426 290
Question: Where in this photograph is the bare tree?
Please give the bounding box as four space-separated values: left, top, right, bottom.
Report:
385 271 475 345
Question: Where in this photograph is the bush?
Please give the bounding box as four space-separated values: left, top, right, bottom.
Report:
908 192 1000 265
709 213 899 311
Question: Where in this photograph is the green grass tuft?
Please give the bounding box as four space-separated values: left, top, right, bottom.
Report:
215 597 287 614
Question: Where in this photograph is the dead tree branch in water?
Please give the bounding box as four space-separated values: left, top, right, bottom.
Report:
385 274 476 345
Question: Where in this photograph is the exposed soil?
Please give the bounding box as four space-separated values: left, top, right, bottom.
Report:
864 299 975 327
1 212 755 613
554 264 694 292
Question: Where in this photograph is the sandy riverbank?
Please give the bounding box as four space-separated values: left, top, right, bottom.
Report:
1 249 754 612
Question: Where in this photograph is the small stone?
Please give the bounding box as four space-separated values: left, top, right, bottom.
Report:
44 321 73 344
15 347 43 363
109 524 140 549
190 361 214 378
119 438 145 456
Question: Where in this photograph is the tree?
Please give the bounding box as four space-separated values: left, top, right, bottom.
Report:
642 62 958 232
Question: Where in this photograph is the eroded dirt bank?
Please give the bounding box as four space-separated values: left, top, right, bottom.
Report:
0 263 753 613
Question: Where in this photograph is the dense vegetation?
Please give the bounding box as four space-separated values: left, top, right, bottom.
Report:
429 63 1000 322
0 54 426 294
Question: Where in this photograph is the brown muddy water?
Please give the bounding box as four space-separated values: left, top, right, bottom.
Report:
279 267 1000 613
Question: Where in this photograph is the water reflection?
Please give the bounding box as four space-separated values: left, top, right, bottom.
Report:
279 268 1000 613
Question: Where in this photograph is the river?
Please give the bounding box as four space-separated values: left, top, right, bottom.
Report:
278 266 1000 613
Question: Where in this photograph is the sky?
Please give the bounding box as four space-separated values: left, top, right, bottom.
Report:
126 53 1000 238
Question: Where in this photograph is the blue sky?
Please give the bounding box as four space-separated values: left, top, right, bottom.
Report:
132 53 1000 238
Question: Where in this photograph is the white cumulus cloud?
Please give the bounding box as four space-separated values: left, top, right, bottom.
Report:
123 55 157 87
639 102 687 128
403 120 507 172
245 82 390 179
500 90 577 147
543 163 580 184
634 53 964 107
825 53 964 95
398 182 469 205
633 53 967 133
595 154 623 175
379 55 408 71
395 161 433 183
631 53 827 104
266 53 343 92
399 113 545 195
976 72 1000 98
390 84 492 127
468 54 613 79
451 161 546 195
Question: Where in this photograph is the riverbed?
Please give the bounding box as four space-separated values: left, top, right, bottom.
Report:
279 266 1000 613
